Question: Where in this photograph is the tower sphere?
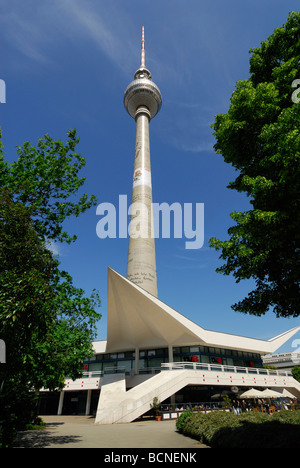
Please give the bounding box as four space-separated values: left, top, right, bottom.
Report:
124 66 162 120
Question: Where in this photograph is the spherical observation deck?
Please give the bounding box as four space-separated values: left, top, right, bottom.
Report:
124 67 162 120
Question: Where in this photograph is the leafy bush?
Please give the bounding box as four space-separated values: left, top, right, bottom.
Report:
24 417 45 431
176 411 193 432
177 410 300 448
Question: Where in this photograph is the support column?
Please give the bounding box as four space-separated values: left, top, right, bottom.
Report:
85 389 92 416
57 390 64 415
135 347 140 374
168 344 174 364
168 344 176 403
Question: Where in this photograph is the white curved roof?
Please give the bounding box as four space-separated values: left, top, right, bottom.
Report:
101 267 300 355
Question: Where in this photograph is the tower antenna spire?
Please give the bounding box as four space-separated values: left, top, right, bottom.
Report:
124 27 162 297
141 25 145 68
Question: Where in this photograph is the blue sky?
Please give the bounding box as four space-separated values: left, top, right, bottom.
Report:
1 0 299 353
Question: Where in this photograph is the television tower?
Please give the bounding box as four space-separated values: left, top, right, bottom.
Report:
124 26 162 297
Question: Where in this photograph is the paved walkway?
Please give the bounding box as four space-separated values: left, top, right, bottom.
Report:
14 416 208 449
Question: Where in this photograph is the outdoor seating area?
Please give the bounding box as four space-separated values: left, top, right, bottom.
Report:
160 388 298 420
161 402 230 420
235 388 297 414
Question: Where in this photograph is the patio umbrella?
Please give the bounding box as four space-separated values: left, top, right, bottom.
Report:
211 390 228 400
260 388 283 398
238 388 265 399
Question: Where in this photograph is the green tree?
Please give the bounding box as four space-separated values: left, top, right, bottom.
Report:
209 11 300 318
0 130 101 446
0 128 96 243
292 366 300 383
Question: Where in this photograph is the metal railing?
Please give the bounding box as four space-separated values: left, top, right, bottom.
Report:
161 361 292 377
66 362 292 381
161 401 229 413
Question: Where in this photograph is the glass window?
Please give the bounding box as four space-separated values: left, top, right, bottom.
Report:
246 360 255 368
210 356 222 364
148 357 164 367
148 350 156 356
89 363 103 372
156 348 167 355
103 361 116 372
233 359 244 367
139 358 147 369
117 360 132 372
173 356 182 362
191 355 200 362
201 355 210 364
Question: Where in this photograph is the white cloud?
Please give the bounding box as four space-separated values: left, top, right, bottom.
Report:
0 7 54 63
46 240 61 257
1 0 138 73
57 0 136 74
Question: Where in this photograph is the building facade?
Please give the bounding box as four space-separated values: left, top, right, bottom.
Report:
263 352 300 371
39 28 300 421
39 268 300 420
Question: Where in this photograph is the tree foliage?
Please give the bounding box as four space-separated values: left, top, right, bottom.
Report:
0 130 100 446
209 12 300 318
0 128 97 243
292 366 300 383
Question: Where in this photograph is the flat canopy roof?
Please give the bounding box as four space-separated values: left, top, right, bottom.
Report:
105 267 300 355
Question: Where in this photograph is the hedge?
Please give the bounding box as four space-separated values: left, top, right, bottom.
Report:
176 410 300 448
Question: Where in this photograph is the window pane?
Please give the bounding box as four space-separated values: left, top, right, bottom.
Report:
117 360 132 372
148 357 164 367
89 363 103 372
139 358 146 368
201 355 210 364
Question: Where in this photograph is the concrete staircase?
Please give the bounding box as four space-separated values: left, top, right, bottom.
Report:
95 370 190 424
95 367 300 424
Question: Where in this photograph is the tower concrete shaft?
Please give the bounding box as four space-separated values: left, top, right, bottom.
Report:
124 27 162 297
127 106 157 297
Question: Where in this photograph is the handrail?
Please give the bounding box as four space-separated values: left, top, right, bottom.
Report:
66 362 293 381
82 371 103 378
161 361 292 377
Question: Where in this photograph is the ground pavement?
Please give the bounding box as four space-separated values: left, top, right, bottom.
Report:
14 415 208 449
